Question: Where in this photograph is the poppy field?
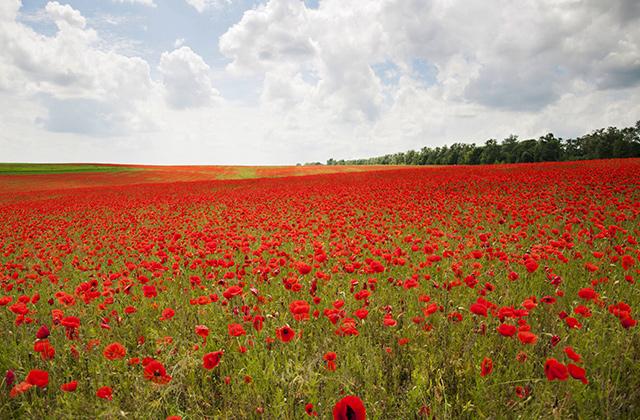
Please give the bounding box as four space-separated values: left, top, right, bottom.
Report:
1 159 639 419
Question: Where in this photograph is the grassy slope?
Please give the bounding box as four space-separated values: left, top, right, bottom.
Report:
0 163 138 175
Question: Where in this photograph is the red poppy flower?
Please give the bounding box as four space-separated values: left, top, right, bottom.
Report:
34 339 56 360
160 308 175 321
103 342 127 360
470 302 488 317
517 331 538 345
577 288 598 300
568 363 588 384
36 325 50 339
143 360 172 384
228 323 247 337
524 259 538 273
195 325 209 342
324 351 337 371
564 346 582 363
26 369 49 388
383 314 398 327
143 285 157 298
305 402 318 416
497 323 517 337
60 380 78 392
9 381 33 398
96 386 113 400
203 351 224 370
544 358 569 381
290 300 311 321
296 262 312 275
333 395 366 420
276 325 296 343
5 370 15 389
480 357 493 377
253 315 264 332
354 308 369 320
223 285 243 300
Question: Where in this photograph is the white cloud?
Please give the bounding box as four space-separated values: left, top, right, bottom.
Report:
185 0 233 13
214 0 640 161
220 0 386 122
174 37 185 48
0 0 639 165
0 1 157 136
45 1 86 28
159 46 221 109
111 0 156 7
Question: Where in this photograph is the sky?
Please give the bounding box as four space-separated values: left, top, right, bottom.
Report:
0 0 639 165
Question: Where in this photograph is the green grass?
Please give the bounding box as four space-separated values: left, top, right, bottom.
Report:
0 163 139 175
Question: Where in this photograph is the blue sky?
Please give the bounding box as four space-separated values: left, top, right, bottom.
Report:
19 1 254 68
1 0 639 164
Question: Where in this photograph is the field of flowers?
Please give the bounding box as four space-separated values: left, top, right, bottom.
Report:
0 159 639 419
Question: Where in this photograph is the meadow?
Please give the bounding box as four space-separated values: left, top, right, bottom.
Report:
0 159 638 419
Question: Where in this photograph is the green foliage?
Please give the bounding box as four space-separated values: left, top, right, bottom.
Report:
325 121 640 166
0 164 138 175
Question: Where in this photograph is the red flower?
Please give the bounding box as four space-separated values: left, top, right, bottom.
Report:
276 325 296 343
26 369 49 388
61 316 80 339
290 300 311 321
253 315 264 332
36 325 50 339
585 263 599 272
517 331 538 345
60 380 78 392
203 351 224 370
480 357 493 377
96 386 113 400
524 259 538 273
143 285 157 298
333 395 366 420
34 339 56 360
9 381 33 398
5 370 15 389
470 302 488 317
223 285 243 300
544 358 569 381
383 314 398 327
354 308 369 320
568 363 588 384
195 325 209 343
228 323 247 337
103 342 127 361
160 308 175 321
324 352 337 371
296 262 312 275
497 323 517 337
144 360 172 384
621 254 635 270
564 346 582 363
577 287 598 301
305 402 318 416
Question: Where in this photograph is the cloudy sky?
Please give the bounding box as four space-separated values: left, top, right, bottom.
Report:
0 0 639 165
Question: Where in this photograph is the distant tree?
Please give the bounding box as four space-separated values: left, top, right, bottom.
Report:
328 121 640 167
480 139 500 164
501 135 519 163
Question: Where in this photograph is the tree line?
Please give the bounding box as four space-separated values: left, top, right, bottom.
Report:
319 121 640 166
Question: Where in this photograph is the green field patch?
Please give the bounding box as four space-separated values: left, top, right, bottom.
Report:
0 163 141 175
